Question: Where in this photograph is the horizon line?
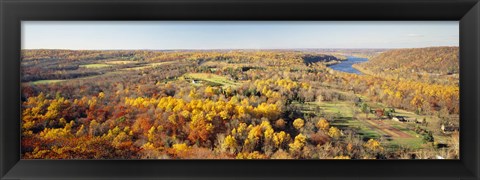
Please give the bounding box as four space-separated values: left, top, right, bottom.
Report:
21 46 459 51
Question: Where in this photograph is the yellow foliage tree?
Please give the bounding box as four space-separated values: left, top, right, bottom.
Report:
273 131 290 149
293 118 305 130
316 118 330 131
205 86 215 97
172 143 189 153
327 127 341 139
333 155 351 159
236 151 266 159
222 135 237 153
288 133 307 153
364 139 382 151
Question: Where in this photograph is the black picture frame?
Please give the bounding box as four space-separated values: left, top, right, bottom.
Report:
1 0 479 179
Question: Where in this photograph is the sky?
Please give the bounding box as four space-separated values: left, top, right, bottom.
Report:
22 21 459 50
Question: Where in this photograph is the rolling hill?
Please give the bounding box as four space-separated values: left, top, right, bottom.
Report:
353 46 459 84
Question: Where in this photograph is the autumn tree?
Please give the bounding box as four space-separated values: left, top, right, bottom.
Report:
293 118 305 130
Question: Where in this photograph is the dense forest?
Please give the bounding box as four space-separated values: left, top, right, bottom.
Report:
353 47 459 85
21 48 459 159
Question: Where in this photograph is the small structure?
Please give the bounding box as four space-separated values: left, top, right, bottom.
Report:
441 123 459 133
405 117 417 123
392 116 406 122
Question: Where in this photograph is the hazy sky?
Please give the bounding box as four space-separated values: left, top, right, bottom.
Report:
22 21 459 50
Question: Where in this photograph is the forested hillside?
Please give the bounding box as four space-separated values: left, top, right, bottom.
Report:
353 47 459 84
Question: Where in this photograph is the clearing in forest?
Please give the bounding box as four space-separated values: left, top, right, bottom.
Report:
184 73 240 87
79 63 112 68
300 101 384 140
364 120 412 138
121 61 176 71
105 60 136 65
29 79 66 85
302 100 424 149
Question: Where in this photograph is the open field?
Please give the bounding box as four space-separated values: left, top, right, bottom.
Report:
24 61 181 85
79 63 112 68
298 99 430 150
183 73 241 87
29 79 67 85
104 60 136 65
121 61 176 71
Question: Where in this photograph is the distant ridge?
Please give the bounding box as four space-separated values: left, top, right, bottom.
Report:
354 46 459 75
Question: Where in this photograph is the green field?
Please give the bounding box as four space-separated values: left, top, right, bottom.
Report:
121 62 175 71
298 100 425 149
382 120 425 149
386 137 425 149
26 62 177 85
79 64 112 68
299 101 383 139
184 73 240 87
28 79 66 85
25 71 126 85
315 101 356 117
105 60 136 65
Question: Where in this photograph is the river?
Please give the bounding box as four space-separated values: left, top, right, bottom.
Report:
329 56 368 74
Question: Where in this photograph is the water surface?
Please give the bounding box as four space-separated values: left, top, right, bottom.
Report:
329 56 368 74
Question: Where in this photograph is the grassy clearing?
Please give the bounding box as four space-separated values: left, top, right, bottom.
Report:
315 101 355 117
27 79 66 85
25 71 128 85
121 61 175 71
387 108 452 144
352 97 449 146
363 119 424 149
394 109 431 122
300 101 384 140
79 64 112 69
105 60 135 65
337 119 384 139
388 123 418 137
386 137 425 149
300 100 426 149
201 61 264 69
184 73 240 87
363 100 437 127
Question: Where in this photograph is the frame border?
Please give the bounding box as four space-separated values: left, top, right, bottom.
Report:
1 0 479 179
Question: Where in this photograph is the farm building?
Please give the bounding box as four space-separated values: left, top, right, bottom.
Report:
392 116 407 122
405 117 417 123
441 124 459 133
